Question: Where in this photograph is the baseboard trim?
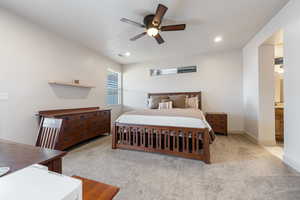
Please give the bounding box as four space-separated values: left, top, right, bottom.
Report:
244 132 258 144
244 132 276 146
237 132 300 173
283 155 300 173
259 140 277 146
228 130 245 134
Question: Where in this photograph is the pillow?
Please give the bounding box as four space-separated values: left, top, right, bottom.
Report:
158 101 173 109
161 98 173 103
186 96 199 109
169 95 187 108
148 96 169 109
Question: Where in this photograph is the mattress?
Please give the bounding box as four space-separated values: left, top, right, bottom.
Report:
116 108 215 142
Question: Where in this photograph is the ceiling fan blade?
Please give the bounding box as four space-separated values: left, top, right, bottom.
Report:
130 32 147 41
154 34 165 44
120 18 145 28
161 24 186 31
153 4 168 26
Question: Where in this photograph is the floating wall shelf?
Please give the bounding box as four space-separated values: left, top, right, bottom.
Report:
48 81 95 88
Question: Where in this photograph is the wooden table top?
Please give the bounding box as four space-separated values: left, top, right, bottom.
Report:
0 139 66 174
72 176 120 200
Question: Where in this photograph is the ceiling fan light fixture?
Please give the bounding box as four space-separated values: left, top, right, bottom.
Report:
118 52 131 57
121 4 186 45
147 27 159 37
124 52 131 57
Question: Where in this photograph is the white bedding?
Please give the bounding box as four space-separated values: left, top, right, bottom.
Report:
116 108 212 131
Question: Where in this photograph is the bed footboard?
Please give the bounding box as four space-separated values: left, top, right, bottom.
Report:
112 123 211 164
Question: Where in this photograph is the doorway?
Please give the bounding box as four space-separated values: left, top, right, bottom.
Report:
259 30 284 159
274 44 284 146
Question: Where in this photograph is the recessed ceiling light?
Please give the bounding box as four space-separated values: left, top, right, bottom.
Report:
118 52 131 57
214 36 223 43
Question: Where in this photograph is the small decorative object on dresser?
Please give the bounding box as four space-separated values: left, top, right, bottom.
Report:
205 112 228 136
73 79 80 84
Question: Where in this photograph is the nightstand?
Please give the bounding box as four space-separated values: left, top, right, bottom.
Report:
205 112 228 136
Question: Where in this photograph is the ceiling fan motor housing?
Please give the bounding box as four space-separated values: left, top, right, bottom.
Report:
144 14 157 28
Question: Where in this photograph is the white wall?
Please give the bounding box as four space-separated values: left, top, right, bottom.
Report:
0 9 122 145
258 45 276 145
243 0 300 171
274 45 284 103
123 50 244 133
274 73 283 103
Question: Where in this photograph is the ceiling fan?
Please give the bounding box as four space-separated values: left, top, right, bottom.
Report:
120 4 186 45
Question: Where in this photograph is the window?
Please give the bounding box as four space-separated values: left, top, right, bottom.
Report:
106 69 121 105
150 66 197 76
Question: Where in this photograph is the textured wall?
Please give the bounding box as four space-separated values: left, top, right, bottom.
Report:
123 50 244 133
0 9 122 144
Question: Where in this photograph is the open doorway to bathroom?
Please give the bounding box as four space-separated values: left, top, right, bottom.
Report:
274 43 284 146
259 30 284 160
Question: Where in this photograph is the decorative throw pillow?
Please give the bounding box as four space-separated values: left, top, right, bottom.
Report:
169 95 187 108
147 98 154 109
158 101 173 109
160 98 174 103
148 96 169 109
186 96 199 109
160 99 169 102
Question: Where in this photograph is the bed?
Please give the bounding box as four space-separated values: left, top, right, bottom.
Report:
112 92 215 164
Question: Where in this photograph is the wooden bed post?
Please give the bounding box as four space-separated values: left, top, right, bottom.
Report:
112 123 117 149
203 128 211 164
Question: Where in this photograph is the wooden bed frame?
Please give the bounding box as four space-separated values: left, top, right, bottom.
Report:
112 92 211 164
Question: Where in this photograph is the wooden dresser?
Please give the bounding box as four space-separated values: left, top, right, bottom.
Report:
38 107 111 150
275 107 284 141
205 112 228 136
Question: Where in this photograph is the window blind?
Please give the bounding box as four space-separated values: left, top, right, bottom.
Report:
106 70 120 105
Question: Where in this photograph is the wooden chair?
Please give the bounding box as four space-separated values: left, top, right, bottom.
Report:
36 117 63 150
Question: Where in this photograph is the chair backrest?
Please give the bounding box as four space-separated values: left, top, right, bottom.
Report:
36 117 63 150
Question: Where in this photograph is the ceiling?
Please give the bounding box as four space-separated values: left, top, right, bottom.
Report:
0 0 289 64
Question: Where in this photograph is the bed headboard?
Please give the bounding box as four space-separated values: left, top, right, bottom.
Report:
148 92 202 110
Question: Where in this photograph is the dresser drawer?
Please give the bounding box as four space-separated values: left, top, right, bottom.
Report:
50 109 111 150
206 115 226 120
205 112 228 136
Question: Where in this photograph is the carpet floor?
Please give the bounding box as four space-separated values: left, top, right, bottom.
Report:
63 135 300 200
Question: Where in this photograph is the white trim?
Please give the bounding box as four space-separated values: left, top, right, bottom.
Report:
259 139 277 146
244 131 277 146
245 133 300 173
105 104 122 107
107 68 121 73
244 131 259 144
106 70 122 105
283 155 300 172
228 130 245 134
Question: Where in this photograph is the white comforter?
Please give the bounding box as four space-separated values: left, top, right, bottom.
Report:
116 108 212 131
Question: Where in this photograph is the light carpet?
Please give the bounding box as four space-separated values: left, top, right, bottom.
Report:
63 135 300 200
